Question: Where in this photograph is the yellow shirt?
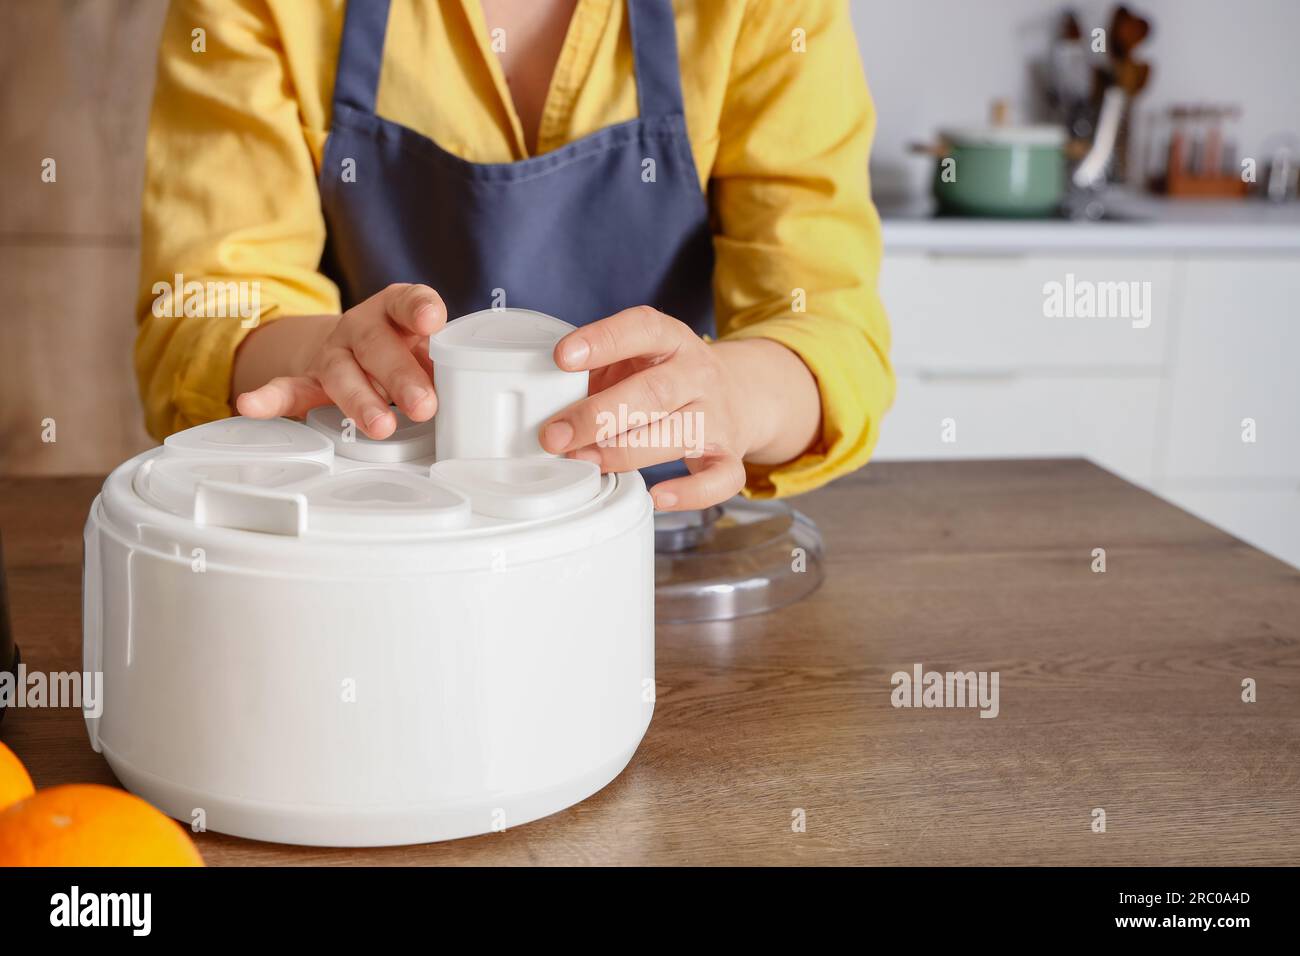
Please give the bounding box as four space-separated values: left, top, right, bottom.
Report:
136 0 894 497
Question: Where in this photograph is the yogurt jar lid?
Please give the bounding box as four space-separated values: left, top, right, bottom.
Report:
163 416 335 463
429 308 577 372
306 406 436 463
303 469 471 534
428 457 601 521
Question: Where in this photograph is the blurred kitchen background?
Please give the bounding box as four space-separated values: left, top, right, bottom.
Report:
1 1 1297 566
854 0 1300 568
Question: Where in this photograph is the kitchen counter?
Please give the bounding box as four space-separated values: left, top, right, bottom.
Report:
880 192 1300 254
2 460 1298 865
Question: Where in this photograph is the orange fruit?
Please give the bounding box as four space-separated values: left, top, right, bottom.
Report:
0 784 204 866
0 741 35 810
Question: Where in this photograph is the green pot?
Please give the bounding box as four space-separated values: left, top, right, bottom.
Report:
931 126 1067 218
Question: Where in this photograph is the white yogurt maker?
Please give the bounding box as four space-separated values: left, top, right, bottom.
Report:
82 310 654 846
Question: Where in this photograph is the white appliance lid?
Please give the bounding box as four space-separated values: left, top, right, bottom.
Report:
141 456 329 519
119 416 629 548
429 309 577 372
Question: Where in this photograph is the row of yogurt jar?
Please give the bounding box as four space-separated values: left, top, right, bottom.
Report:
133 308 604 536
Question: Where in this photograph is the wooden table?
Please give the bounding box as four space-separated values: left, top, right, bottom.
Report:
2 460 1297 865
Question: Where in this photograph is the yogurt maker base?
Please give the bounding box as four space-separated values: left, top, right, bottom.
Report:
83 415 654 847
99 726 643 848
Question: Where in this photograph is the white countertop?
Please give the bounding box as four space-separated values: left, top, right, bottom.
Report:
879 192 1300 254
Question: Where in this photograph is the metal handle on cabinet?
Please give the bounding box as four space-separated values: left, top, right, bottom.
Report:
916 368 1021 383
923 251 1030 262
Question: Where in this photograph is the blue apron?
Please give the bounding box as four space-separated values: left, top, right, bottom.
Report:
318 0 715 484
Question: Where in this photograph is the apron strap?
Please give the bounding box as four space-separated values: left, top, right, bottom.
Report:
627 0 686 119
330 0 686 120
331 0 393 114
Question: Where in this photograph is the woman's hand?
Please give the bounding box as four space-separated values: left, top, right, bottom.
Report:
234 283 446 439
538 306 821 511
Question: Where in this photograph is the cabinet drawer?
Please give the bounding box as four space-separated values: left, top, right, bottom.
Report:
879 252 1173 372
874 373 1162 483
1162 257 1300 480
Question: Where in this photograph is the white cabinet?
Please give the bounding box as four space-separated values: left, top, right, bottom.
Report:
879 252 1173 372
1160 484 1300 569
1160 256 1300 481
875 246 1300 568
879 373 1161 481
876 250 1173 483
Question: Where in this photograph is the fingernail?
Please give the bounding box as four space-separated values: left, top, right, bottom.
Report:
402 386 431 412
543 420 574 451
653 490 677 510
414 302 439 329
363 407 388 428
559 338 590 369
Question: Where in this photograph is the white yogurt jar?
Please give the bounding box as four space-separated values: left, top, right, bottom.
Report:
428 308 589 461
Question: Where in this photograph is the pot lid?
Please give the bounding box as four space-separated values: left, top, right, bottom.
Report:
429 308 577 372
654 498 825 623
306 405 436 463
938 125 1067 147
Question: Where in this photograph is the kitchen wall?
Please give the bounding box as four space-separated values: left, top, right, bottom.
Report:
0 0 166 476
853 0 1300 201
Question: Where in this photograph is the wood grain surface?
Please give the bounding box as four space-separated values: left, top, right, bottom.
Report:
1 459 1297 865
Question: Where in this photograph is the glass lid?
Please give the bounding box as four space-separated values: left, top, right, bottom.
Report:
654 497 824 623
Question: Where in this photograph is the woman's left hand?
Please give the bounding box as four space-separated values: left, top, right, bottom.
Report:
538 306 818 511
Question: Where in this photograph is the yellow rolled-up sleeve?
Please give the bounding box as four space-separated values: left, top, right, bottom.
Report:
711 0 894 498
135 0 340 441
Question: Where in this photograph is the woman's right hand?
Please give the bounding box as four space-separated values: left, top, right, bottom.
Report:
234 283 446 439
